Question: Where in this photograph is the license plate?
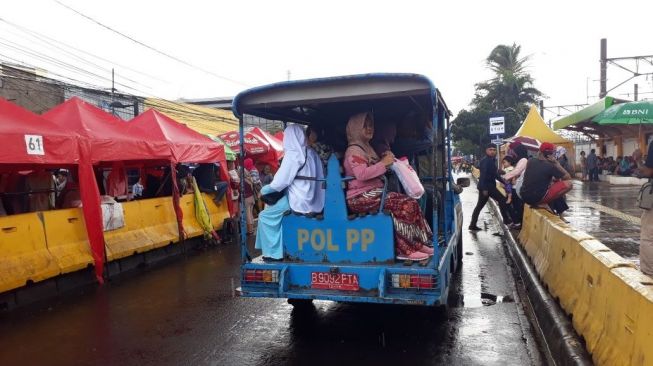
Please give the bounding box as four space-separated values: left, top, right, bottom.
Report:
311 272 360 291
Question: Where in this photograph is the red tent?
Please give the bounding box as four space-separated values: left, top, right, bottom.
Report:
43 98 176 282
127 110 233 215
219 127 284 169
0 98 107 283
43 97 171 164
127 109 227 164
0 97 80 166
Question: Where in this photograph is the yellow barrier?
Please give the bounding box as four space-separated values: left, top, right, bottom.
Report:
139 197 179 250
0 193 226 295
104 200 156 261
519 206 653 365
42 208 93 273
202 192 230 231
0 212 60 293
180 194 203 239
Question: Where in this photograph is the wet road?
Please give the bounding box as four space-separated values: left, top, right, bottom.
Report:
564 180 641 264
0 182 546 366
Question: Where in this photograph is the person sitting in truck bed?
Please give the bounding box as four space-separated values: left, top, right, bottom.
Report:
255 124 325 261
344 112 433 262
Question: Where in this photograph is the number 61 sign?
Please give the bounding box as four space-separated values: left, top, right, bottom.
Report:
25 135 45 155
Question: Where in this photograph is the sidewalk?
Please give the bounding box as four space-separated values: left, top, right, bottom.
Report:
564 179 642 265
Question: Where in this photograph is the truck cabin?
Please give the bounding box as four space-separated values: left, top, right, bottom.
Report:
233 74 454 265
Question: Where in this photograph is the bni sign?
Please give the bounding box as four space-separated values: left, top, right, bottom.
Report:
489 116 505 135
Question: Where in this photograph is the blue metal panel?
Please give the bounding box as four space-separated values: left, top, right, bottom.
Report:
282 156 394 263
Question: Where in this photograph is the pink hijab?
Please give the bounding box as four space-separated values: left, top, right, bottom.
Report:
346 112 379 163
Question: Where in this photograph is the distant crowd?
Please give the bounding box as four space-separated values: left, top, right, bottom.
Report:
579 149 648 181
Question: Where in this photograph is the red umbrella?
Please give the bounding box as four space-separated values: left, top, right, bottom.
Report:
219 127 284 169
506 135 541 151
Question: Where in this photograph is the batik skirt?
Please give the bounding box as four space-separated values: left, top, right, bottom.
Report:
346 188 432 255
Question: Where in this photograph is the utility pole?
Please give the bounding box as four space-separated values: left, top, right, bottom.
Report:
287 70 291 81
600 38 607 98
539 100 544 118
598 38 653 99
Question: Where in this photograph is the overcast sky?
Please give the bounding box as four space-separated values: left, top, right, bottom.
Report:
2 0 652 123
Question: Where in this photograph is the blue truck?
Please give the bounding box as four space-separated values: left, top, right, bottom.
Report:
233 73 468 307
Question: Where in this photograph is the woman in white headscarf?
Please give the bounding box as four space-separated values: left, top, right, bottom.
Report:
255 124 325 260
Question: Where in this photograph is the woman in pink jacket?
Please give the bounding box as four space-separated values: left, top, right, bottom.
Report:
343 112 433 261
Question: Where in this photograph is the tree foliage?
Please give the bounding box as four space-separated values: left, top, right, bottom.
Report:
452 43 543 157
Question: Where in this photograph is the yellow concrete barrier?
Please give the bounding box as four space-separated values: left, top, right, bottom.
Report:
180 194 203 239
202 192 230 231
139 197 179 249
0 213 60 293
519 206 653 365
104 200 155 260
42 208 93 273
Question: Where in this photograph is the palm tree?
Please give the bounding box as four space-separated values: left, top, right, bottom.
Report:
474 43 543 111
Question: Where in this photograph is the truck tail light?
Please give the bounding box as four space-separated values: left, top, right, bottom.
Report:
244 269 279 283
391 274 437 289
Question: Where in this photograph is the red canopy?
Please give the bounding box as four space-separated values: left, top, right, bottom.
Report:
219 127 284 169
0 98 106 283
43 97 171 164
127 110 234 215
43 98 179 283
0 97 80 165
127 109 226 164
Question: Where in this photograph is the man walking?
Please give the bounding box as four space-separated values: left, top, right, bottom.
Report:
587 148 599 182
469 144 514 230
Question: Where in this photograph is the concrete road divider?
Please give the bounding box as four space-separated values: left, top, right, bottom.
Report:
519 206 653 365
201 193 230 231
0 212 60 293
139 197 179 250
42 208 93 274
104 200 156 260
180 194 202 239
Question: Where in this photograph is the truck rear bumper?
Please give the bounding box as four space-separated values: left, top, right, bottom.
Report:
238 262 445 307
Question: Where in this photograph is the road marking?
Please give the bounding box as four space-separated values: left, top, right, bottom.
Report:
570 201 641 225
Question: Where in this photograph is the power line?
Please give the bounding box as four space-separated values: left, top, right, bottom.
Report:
53 0 250 87
0 39 146 94
0 17 169 85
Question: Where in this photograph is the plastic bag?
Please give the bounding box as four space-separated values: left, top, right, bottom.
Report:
390 158 425 199
638 180 653 210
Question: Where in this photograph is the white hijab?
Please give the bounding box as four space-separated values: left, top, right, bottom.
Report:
270 124 325 213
